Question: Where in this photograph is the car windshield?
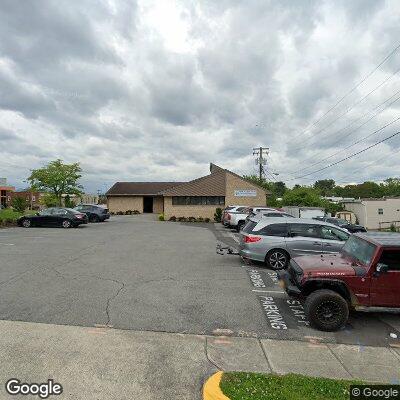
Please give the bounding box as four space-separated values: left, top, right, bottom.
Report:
342 236 377 265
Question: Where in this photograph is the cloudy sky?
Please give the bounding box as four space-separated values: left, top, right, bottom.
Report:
1 0 400 192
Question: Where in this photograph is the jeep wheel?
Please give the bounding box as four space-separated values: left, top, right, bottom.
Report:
304 289 349 331
266 250 289 270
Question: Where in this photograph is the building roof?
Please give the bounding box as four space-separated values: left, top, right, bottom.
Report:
160 170 226 196
106 163 269 197
357 232 400 247
106 182 183 196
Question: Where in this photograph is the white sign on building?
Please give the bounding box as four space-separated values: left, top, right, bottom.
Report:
234 189 257 197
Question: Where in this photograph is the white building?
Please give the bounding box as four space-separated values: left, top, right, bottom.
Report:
342 197 400 230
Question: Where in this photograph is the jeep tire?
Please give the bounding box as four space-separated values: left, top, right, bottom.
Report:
304 289 349 332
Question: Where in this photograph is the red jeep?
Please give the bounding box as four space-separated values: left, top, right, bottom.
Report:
278 232 400 331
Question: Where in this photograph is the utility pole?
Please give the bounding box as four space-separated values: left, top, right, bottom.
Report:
253 147 269 182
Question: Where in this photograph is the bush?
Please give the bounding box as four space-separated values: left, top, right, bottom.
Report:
214 207 222 222
158 213 165 221
390 223 397 232
125 210 133 215
197 216 204 222
11 197 28 213
116 211 124 215
41 193 58 207
64 194 76 208
187 216 196 222
178 216 187 222
169 216 177 221
133 210 140 214
204 217 210 223
110 211 115 215
0 209 21 226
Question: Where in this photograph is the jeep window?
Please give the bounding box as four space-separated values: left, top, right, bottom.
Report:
377 250 400 271
321 226 349 241
258 223 288 237
342 236 376 265
288 223 320 238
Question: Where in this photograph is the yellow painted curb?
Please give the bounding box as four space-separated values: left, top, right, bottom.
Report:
203 371 231 400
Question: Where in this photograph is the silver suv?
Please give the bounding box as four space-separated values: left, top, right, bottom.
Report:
239 218 350 270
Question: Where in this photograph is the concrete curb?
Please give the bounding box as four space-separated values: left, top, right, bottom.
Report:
203 371 231 400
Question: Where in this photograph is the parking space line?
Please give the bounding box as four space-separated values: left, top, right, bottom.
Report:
228 232 239 243
0 243 15 246
252 289 285 294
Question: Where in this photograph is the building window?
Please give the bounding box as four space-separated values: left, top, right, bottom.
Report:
378 208 384 215
172 196 225 206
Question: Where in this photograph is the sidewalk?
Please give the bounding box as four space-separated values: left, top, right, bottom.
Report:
0 320 399 400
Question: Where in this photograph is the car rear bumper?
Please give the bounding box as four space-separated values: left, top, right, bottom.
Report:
239 248 266 262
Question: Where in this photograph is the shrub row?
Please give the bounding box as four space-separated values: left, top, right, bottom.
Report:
167 216 211 223
110 210 141 215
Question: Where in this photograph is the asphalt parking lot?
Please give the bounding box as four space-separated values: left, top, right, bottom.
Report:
1 215 400 348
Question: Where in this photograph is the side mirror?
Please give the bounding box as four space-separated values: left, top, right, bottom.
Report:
375 263 389 276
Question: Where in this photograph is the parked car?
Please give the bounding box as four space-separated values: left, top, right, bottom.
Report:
222 205 248 226
313 216 366 233
278 232 400 331
74 204 110 222
245 210 295 223
223 206 251 229
239 218 350 269
18 207 88 228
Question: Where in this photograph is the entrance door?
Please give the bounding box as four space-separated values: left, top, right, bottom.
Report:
143 197 153 213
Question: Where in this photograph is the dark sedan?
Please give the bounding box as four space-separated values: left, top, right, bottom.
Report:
313 216 367 233
18 208 88 228
74 204 110 222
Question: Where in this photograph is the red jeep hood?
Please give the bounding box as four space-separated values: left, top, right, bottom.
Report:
293 254 357 277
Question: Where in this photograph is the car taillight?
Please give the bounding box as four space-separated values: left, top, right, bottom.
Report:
244 235 262 243
227 213 231 220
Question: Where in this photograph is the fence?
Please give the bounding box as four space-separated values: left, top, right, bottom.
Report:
378 221 400 231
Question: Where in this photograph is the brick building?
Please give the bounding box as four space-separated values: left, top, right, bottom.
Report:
106 163 268 218
0 178 15 208
9 190 44 209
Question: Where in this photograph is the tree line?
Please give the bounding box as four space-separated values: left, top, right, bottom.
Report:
244 175 400 215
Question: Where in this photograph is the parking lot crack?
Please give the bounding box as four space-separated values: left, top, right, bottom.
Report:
204 337 221 371
104 279 125 327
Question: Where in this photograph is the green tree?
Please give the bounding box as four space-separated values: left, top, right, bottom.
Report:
381 178 400 196
282 187 323 207
314 179 335 196
27 160 83 206
40 193 58 208
273 181 287 197
11 197 28 213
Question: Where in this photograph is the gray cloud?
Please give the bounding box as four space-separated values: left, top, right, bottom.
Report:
0 0 400 191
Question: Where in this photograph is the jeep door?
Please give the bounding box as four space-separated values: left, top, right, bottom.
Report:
286 223 323 257
320 226 350 254
370 248 400 307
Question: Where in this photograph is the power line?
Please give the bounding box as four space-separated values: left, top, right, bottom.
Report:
291 113 400 175
284 88 400 175
289 130 400 181
290 67 400 147
291 41 400 141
